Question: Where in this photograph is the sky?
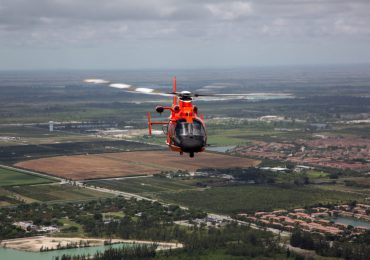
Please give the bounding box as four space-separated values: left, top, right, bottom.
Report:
0 0 370 70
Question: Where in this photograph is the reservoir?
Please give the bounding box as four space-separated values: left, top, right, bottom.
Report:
333 217 370 229
0 243 128 260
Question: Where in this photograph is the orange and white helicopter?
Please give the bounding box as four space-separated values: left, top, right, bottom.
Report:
147 77 207 158
84 77 289 157
84 77 208 157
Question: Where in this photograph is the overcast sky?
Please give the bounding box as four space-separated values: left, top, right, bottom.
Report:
0 0 370 70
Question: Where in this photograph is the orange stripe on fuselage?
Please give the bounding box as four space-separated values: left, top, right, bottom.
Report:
179 100 193 123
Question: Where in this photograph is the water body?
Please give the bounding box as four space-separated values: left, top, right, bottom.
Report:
332 217 370 229
207 146 235 153
0 243 128 260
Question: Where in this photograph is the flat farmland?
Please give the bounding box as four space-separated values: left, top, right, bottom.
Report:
87 177 196 195
15 151 259 180
0 166 53 186
156 185 365 214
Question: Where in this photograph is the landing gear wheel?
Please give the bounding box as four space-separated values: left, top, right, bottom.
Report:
189 152 194 158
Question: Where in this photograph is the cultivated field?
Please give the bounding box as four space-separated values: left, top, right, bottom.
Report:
157 185 365 214
0 166 53 187
87 177 196 195
15 151 259 180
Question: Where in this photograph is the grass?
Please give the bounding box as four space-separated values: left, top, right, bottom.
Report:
206 124 309 146
55 217 86 237
6 184 113 202
207 127 274 146
0 166 54 187
306 170 329 179
103 211 125 219
155 185 365 214
87 177 196 195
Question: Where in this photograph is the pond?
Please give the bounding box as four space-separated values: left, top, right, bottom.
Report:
332 216 370 229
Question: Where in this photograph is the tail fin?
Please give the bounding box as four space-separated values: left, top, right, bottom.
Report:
147 112 152 135
173 76 177 106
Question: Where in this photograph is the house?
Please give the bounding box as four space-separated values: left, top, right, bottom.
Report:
13 221 37 231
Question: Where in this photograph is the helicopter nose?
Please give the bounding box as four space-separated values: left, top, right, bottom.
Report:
180 136 205 153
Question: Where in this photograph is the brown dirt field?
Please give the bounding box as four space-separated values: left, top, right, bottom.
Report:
15 151 259 180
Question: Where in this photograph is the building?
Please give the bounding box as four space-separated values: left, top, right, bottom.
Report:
49 121 54 132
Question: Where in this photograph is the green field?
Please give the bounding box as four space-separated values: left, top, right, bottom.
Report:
206 124 309 146
306 170 329 179
0 166 54 186
87 177 365 214
55 217 86 237
207 127 276 146
155 185 365 214
0 166 118 206
87 177 196 195
6 184 113 202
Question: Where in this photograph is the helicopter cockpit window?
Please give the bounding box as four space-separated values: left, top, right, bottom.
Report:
192 119 205 136
175 119 205 137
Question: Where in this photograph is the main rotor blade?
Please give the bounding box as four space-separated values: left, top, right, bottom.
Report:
167 92 215 97
84 78 171 97
84 79 293 100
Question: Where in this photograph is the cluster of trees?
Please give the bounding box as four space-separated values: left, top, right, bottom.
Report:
55 223 283 259
0 223 27 239
290 228 315 250
54 244 158 260
80 212 188 242
344 180 370 189
199 167 278 185
40 240 91 252
180 222 282 258
196 167 316 187
290 228 370 260
0 196 287 259
0 197 204 240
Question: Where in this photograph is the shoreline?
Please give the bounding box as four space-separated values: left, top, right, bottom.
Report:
0 236 183 252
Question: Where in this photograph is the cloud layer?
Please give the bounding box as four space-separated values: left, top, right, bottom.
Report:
0 0 369 69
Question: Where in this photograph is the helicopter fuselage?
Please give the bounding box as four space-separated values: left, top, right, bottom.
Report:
147 81 207 157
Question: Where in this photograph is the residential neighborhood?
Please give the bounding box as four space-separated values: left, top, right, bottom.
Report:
231 136 370 171
237 203 370 237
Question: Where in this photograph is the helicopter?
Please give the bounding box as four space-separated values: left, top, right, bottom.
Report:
84 77 291 157
148 77 207 158
84 77 208 157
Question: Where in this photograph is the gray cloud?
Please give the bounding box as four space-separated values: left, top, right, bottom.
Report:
1 0 369 44
0 0 369 69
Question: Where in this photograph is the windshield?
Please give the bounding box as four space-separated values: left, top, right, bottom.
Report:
175 120 205 136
